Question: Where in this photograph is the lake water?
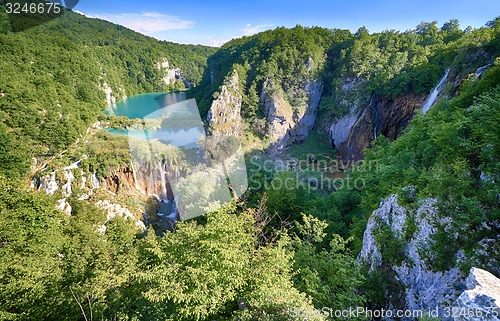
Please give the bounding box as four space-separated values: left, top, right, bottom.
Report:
104 92 187 119
103 92 205 148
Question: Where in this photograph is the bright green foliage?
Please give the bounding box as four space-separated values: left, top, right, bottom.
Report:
59 197 140 320
190 25 337 117
80 131 132 178
135 203 320 320
0 178 142 320
291 214 366 314
0 178 65 320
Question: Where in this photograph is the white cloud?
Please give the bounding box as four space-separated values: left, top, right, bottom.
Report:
206 23 275 47
241 23 274 36
74 10 95 19
207 36 233 47
89 12 195 35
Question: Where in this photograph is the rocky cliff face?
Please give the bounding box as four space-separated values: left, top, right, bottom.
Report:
34 162 141 198
336 93 426 161
261 78 322 155
324 54 497 162
206 70 244 136
359 194 466 320
33 159 146 230
129 160 177 200
454 268 500 321
323 76 427 161
359 194 500 320
156 57 189 87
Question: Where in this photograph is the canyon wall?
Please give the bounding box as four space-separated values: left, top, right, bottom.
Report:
261 78 322 155
359 194 499 320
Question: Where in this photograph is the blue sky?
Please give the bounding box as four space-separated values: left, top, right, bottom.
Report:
74 0 500 46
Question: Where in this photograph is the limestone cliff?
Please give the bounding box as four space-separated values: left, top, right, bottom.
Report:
323 76 427 161
206 70 244 136
156 57 189 88
359 194 500 320
34 161 141 198
335 93 426 161
324 52 497 162
261 78 322 154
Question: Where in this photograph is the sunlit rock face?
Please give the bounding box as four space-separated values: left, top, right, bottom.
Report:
207 70 244 137
261 77 322 155
359 193 500 320
157 57 188 87
454 268 500 321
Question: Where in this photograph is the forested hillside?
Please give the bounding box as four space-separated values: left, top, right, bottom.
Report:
192 19 499 129
0 4 499 320
0 6 215 179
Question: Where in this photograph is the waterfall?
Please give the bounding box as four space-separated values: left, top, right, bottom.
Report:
61 170 74 197
165 201 178 220
175 166 180 183
473 63 493 79
149 170 155 196
158 160 167 200
366 93 380 140
89 172 100 189
373 106 379 140
422 68 450 114
41 172 59 195
80 170 87 189
130 161 143 193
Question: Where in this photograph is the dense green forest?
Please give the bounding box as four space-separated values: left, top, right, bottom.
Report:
191 18 499 122
0 3 499 319
0 5 215 179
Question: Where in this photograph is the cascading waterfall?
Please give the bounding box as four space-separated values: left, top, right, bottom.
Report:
158 160 167 200
89 172 100 189
373 106 379 140
80 170 87 189
61 170 74 197
148 169 157 199
366 93 380 140
422 68 450 114
39 172 58 195
473 62 493 79
166 201 178 220
130 161 142 193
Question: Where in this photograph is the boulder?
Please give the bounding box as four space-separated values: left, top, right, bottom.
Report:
454 267 500 321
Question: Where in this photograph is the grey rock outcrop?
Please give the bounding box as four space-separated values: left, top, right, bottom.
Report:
156 57 188 87
207 70 244 136
359 194 467 320
95 199 146 231
261 78 322 154
325 77 366 150
454 268 500 321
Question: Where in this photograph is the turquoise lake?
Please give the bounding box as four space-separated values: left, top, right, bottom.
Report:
104 92 187 119
103 92 205 148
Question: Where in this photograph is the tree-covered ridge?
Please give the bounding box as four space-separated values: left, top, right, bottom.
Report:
191 19 500 120
0 9 215 179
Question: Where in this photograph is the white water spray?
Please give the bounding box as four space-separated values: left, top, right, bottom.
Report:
422 68 450 114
